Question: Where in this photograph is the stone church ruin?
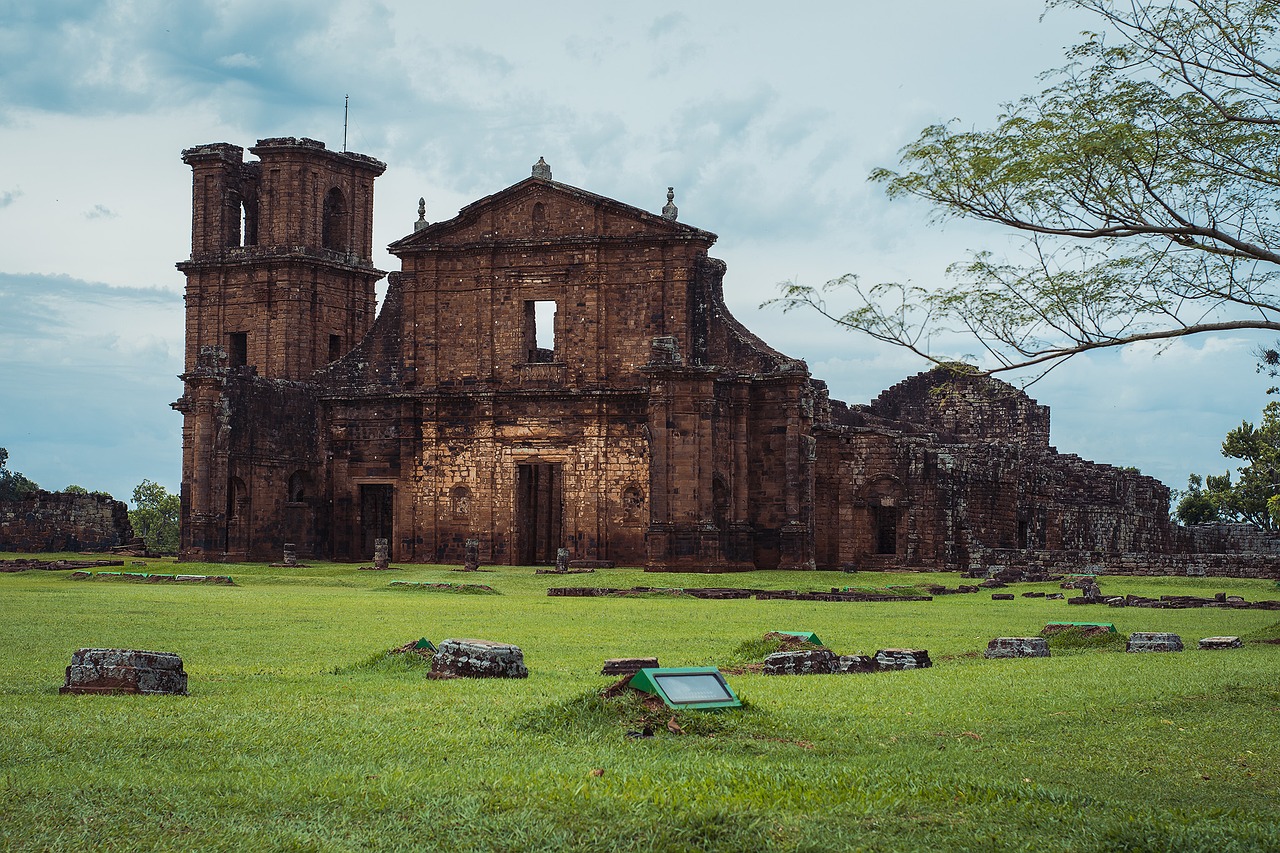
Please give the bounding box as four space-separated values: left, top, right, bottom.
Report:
174 137 1278 576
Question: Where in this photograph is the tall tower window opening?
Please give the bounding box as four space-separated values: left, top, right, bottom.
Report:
322 187 348 252
228 332 248 368
329 334 342 363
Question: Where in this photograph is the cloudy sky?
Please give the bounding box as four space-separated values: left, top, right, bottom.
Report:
0 0 1270 505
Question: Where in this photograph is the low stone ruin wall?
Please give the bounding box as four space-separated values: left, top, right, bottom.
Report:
0 491 132 553
970 548 1278 580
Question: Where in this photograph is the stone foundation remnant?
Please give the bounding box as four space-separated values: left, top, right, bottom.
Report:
374 538 390 570
601 657 659 676
430 639 528 679
984 637 1051 659
763 648 839 675
991 593 1015 601
464 539 480 572
874 648 932 670
1126 632 1184 653
1198 636 1242 650
60 648 188 695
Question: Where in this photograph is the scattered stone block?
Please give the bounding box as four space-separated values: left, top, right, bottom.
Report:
984 637 1050 659
1126 632 1184 653
991 593 1015 601
762 648 838 675
874 648 932 670
601 657 658 676
1198 636 1242 650
1022 591 1045 598
463 538 480 571
431 638 528 679
555 547 570 573
61 648 188 695
1046 593 1065 600
374 538 390 570
836 654 877 673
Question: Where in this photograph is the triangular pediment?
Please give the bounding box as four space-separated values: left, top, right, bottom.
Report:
388 177 716 253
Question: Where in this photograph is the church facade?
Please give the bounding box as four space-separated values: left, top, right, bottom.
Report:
174 137 1183 571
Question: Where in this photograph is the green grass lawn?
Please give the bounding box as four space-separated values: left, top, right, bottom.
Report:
1 556 1278 852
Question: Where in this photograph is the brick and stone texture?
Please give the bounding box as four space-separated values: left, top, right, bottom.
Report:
0 491 132 552
173 137 1280 574
431 639 528 679
61 648 188 695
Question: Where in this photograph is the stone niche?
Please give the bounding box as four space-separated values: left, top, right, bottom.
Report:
430 638 528 679
60 648 188 695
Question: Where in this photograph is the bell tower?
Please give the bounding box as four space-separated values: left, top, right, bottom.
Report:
174 137 386 560
177 137 386 380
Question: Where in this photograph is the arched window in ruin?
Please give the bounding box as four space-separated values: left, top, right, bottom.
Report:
622 483 644 523
288 471 312 504
321 187 348 251
240 197 258 247
532 201 546 231
451 484 472 519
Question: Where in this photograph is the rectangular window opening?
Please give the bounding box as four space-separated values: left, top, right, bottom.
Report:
228 332 248 368
329 334 342 363
523 300 557 363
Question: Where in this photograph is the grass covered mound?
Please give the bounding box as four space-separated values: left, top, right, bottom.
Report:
387 580 498 594
724 632 825 673
332 639 436 675
1039 624 1128 653
518 687 754 741
1241 620 1280 644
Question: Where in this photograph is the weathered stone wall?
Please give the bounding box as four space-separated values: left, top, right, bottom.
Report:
970 547 1278 579
814 368 1179 571
0 491 132 552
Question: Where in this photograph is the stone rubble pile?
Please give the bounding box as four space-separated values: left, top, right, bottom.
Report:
431 639 528 679
1198 636 1242 650
873 649 933 670
1126 632 1184 653
984 637 1051 659
61 648 188 695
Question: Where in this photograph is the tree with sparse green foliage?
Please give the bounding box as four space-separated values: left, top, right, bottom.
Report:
0 447 40 501
1178 401 1280 528
62 485 89 495
772 1 1280 378
129 479 180 553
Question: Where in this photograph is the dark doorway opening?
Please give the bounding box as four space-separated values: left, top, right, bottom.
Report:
517 463 562 565
871 505 898 555
359 484 393 560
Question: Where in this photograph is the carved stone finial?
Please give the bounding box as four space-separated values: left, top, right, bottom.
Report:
662 186 678 220
414 196 427 231
532 156 552 180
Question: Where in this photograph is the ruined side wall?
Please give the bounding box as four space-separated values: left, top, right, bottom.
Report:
869 369 1051 447
970 547 1278 579
0 492 132 552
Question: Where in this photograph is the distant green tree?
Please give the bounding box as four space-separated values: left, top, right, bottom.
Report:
62 484 89 495
129 479 180 553
0 447 40 501
1174 474 1222 525
1180 402 1280 529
